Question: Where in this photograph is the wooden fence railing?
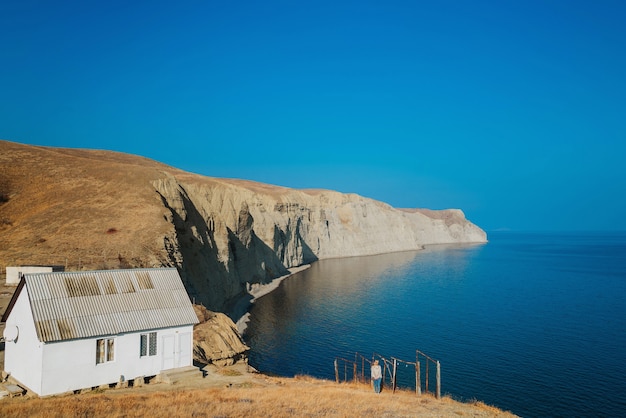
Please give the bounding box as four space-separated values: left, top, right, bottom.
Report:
334 350 441 399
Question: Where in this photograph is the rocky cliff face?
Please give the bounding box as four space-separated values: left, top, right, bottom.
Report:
151 173 486 313
0 140 486 315
193 305 249 366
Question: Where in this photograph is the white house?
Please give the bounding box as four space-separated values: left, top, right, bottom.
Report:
1 268 199 396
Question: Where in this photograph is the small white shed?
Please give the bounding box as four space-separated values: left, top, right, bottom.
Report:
5 265 64 286
1 268 199 396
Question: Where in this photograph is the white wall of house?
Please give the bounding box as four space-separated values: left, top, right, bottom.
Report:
3 287 45 394
5 266 53 285
38 325 194 396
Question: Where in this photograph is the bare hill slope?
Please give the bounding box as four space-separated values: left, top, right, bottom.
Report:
0 140 486 312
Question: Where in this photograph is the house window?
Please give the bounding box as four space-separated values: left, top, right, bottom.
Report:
140 332 157 357
96 338 115 364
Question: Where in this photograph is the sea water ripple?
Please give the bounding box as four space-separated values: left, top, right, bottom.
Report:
244 232 626 417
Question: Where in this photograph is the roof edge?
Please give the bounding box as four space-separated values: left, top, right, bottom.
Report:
1 275 26 322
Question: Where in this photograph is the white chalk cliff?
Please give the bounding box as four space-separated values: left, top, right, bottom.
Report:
152 173 486 313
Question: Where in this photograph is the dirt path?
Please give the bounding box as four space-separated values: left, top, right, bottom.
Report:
112 362 272 396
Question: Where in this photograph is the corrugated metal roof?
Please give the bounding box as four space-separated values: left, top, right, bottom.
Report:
23 268 199 343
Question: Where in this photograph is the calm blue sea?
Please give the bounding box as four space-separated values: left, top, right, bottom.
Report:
243 232 626 417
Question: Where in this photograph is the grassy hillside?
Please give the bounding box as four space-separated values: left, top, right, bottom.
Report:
0 366 516 417
0 140 176 273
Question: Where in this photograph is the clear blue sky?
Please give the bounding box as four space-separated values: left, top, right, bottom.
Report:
2 1 625 232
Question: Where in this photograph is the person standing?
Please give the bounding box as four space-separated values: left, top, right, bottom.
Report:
371 359 382 393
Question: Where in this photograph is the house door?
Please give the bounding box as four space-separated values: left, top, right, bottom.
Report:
178 332 191 367
162 334 176 370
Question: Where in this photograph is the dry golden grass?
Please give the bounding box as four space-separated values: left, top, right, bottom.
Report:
0 374 517 418
0 140 177 272
218 368 244 377
0 140 321 276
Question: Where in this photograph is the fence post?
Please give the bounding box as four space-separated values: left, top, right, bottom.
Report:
392 358 397 394
436 361 441 400
361 356 365 381
426 360 429 394
416 358 421 395
353 362 357 383
334 359 339 383
382 360 387 389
